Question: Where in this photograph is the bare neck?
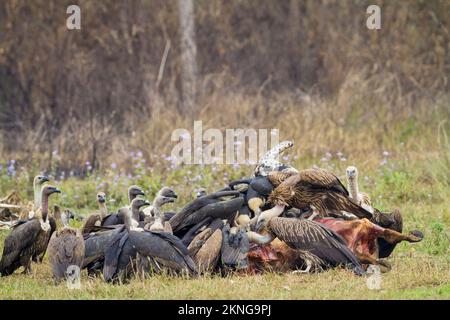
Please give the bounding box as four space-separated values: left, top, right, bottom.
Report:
152 197 163 219
347 176 359 200
131 205 141 222
98 202 108 218
40 194 49 222
33 182 41 211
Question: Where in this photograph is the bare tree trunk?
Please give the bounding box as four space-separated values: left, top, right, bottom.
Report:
178 0 197 115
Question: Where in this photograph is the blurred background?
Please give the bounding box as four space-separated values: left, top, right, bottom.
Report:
0 0 449 175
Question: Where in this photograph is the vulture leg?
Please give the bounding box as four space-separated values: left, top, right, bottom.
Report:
20 251 32 274
292 259 312 274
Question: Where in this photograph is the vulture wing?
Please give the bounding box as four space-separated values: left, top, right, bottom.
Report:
221 224 250 269
82 226 124 268
299 168 349 195
103 229 130 282
172 196 244 233
169 190 241 231
0 219 41 275
268 217 364 275
128 230 197 274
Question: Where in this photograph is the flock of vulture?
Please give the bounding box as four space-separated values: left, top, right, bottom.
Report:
0 141 424 284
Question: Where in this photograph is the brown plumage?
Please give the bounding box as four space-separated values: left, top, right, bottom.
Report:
187 218 223 273
264 217 365 274
192 229 222 273
267 171 297 187
47 211 85 282
268 168 372 219
82 193 108 236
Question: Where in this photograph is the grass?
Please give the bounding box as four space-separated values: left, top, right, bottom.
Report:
0 94 449 299
0 151 448 300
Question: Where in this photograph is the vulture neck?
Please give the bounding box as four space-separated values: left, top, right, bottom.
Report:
262 205 285 222
149 197 164 231
98 201 108 219
124 209 141 232
247 231 274 245
347 176 360 201
33 181 42 211
40 193 49 223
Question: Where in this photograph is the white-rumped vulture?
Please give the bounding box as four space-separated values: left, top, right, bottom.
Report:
267 168 372 219
0 185 61 276
47 210 85 282
252 205 365 275
103 199 196 282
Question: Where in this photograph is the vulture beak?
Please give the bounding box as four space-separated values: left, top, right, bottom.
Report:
164 197 175 203
53 187 61 194
42 176 50 183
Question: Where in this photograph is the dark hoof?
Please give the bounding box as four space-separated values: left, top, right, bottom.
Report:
408 230 424 242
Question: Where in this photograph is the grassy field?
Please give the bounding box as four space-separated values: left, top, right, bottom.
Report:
0 146 449 300
0 97 449 299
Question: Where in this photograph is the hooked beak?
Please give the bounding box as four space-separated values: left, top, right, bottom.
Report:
165 197 175 203
42 176 50 183
137 190 145 196
52 187 61 194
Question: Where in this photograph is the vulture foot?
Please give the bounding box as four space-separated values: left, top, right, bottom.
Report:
292 261 312 274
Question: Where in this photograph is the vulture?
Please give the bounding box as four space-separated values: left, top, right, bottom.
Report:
141 187 177 232
221 223 250 270
169 190 243 236
253 140 298 177
47 210 85 282
267 168 373 219
346 166 372 212
186 218 224 273
0 185 61 276
251 205 365 275
103 198 196 282
16 175 49 221
82 192 109 235
101 185 145 226
82 197 149 274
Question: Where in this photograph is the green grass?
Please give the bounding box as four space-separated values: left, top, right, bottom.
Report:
0 149 449 299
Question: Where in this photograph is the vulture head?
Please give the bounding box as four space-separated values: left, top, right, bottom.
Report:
128 185 145 202
34 175 50 186
195 188 207 198
154 187 177 207
346 166 358 180
97 192 106 204
131 198 151 211
255 205 285 232
158 186 178 199
42 185 61 197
